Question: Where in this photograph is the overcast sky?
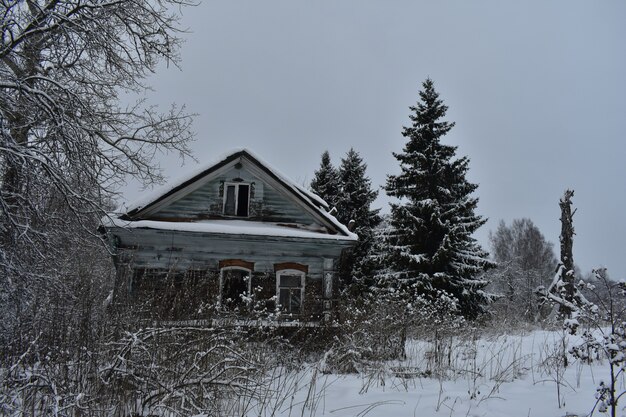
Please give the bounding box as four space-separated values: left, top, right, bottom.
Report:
126 0 626 279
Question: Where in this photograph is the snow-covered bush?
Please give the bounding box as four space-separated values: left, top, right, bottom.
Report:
0 323 302 416
335 281 466 366
565 269 626 416
101 327 266 416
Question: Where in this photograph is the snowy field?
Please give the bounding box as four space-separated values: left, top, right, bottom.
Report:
219 329 618 417
4 327 619 417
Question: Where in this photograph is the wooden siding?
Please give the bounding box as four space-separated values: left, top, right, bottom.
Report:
149 165 320 225
114 230 343 272
110 227 345 322
110 227 350 293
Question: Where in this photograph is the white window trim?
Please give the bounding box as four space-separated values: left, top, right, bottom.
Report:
219 266 252 308
275 269 306 313
222 182 250 217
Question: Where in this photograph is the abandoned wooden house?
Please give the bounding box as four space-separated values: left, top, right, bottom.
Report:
101 149 357 326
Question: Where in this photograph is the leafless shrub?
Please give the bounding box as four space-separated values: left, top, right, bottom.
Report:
0 0 195 350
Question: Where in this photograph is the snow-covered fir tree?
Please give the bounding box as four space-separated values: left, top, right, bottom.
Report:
335 148 381 285
383 78 495 319
310 150 340 209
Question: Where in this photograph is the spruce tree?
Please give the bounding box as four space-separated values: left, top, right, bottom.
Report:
384 78 495 318
336 149 381 284
310 151 340 209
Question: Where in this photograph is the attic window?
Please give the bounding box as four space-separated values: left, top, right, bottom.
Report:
223 183 250 217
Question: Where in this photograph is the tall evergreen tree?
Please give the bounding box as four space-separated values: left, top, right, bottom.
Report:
310 151 340 209
383 78 495 318
336 149 381 283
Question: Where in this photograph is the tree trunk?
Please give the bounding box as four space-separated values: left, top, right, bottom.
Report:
558 189 576 317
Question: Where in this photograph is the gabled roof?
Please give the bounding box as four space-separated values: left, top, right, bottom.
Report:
113 148 356 241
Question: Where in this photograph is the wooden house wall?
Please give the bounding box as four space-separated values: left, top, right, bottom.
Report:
149 166 319 225
111 227 349 322
119 267 326 322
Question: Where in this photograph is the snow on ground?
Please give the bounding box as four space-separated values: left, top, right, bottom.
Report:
236 330 620 417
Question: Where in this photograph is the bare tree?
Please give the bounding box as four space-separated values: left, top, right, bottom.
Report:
536 189 592 323
0 0 194 347
557 189 577 316
488 218 557 322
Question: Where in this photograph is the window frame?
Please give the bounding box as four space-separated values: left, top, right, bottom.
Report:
222 182 250 217
275 269 305 314
219 266 252 309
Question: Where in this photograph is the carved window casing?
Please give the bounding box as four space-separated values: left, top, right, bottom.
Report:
275 269 305 314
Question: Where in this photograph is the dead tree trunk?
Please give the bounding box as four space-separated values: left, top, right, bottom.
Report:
558 189 577 317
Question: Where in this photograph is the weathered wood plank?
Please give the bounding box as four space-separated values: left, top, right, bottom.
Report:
150 165 319 225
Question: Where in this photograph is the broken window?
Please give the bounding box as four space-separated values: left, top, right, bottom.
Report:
276 270 305 314
220 267 251 311
223 183 250 217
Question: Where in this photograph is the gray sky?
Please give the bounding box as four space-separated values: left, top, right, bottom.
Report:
127 0 626 279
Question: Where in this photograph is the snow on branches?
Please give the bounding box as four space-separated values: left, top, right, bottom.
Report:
536 189 591 323
0 0 195 339
382 78 494 319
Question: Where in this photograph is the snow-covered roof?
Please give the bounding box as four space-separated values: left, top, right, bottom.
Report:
114 148 355 241
103 218 357 242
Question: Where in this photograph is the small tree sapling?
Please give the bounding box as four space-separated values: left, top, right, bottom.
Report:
567 268 626 417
